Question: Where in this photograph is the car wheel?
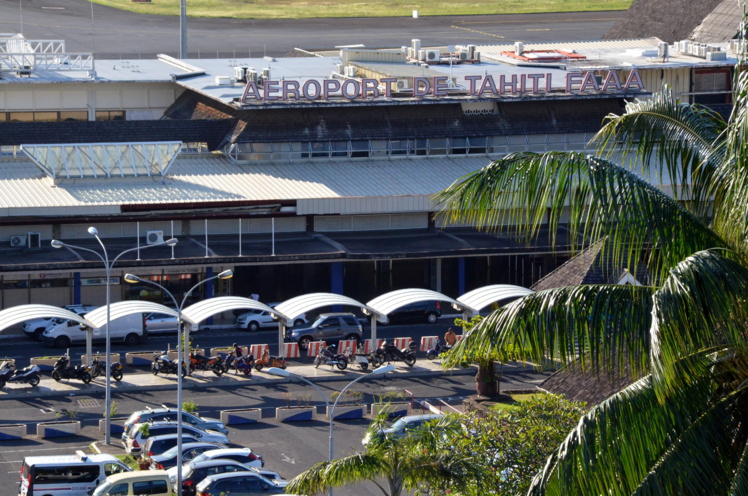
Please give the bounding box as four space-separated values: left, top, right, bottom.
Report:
52 370 62 382
248 321 260 332
426 312 439 324
54 336 70 349
124 333 140 346
298 336 312 350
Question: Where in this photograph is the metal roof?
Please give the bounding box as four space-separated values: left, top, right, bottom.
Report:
0 304 89 332
274 292 384 321
21 142 182 179
85 301 180 328
183 297 290 326
456 284 534 313
366 288 473 322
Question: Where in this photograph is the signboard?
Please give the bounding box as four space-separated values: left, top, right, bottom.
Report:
241 68 645 103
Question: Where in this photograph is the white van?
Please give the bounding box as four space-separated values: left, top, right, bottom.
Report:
42 313 146 349
18 451 131 496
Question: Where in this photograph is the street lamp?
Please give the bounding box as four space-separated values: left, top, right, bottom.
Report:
124 269 233 496
267 364 395 496
51 228 178 445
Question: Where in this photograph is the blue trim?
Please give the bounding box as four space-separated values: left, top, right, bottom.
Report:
281 410 313 422
333 408 364 420
43 426 76 437
0 430 22 440
227 413 258 425
35 364 54 372
73 272 81 305
131 356 152 366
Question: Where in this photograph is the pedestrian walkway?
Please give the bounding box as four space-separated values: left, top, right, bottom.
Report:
0 357 496 400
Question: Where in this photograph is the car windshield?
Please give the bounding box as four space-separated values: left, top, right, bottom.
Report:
161 445 179 458
389 418 409 431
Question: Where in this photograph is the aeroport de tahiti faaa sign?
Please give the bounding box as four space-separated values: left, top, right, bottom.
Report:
241 68 645 103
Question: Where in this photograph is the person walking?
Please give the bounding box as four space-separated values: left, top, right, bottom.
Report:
444 327 457 348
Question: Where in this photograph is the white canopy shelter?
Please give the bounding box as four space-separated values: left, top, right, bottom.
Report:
85 301 182 328
456 284 534 316
0 304 90 331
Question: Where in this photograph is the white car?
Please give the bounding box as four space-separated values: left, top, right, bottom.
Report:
235 303 307 332
123 421 230 454
23 304 98 340
144 312 201 335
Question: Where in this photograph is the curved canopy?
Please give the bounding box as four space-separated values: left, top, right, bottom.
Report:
275 293 384 322
183 297 290 325
456 284 534 313
85 301 180 328
0 304 90 332
366 288 473 323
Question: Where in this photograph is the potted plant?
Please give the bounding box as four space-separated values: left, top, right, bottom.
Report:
276 392 316 422
328 390 365 420
37 409 82 438
29 356 59 372
370 390 410 418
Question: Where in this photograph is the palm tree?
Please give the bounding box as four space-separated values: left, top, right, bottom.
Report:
285 413 485 496
434 59 748 494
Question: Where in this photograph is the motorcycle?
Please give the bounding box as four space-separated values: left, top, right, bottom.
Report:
189 351 225 376
90 356 124 381
426 338 452 360
151 351 187 377
374 340 417 367
254 349 287 371
52 354 92 383
0 361 41 388
314 344 348 370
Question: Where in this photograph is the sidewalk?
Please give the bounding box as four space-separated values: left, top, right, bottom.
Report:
0 357 493 400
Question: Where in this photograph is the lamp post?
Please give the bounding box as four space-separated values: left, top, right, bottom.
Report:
51 228 178 445
267 364 395 496
124 269 233 496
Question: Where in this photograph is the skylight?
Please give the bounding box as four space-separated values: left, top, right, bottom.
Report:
21 142 182 179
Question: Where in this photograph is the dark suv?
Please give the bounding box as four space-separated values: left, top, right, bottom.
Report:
383 300 441 325
285 312 363 350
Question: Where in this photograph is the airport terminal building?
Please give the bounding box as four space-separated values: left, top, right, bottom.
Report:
0 33 735 308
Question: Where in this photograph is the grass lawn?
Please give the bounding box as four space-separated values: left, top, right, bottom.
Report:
91 0 633 20
489 393 544 413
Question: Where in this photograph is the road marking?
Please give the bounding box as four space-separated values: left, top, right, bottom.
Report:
451 25 505 39
527 28 551 31
280 454 295 464
78 398 100 408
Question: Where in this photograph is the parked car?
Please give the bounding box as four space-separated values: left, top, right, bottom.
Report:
124 422 230 454
142 433 200 459
382 300 441 325
190 448 264 468
124 406 228 434
92 469 173 496
22 304 98 341
150 442 228 470
285 312 363 350
362 413 445 445
194 471 289 496
235 303 307 332
167 459 267 496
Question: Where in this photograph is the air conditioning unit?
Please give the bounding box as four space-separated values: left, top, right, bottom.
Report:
9 235 26 247
425 49 440 62
396 79 411 90
27 232 41 249
234 66 247 82
458 50 469 61
146 230 165 245
418 49 427 61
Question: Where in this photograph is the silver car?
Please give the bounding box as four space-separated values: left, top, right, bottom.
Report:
235 303 307 332
145 312 201 335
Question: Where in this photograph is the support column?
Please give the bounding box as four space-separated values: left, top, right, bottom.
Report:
458 257 466 296
73 272 81 305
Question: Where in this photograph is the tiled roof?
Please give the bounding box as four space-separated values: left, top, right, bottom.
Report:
604 0 727 42
690 0 742 43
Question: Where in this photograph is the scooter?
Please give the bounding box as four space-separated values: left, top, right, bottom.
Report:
52 353 92 383
345 345 370 371
426 338 452 360
90 356 124 381
189 351 225 376
235 354 255 376
255 349 287 371
314 344 348 370
374 340 417 367
151 351 187 377
0 361 41 388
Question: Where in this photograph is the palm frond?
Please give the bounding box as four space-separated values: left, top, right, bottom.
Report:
443 285 656 376
529 370 747 496
433 152 726 285
285 453 388 495
591 84 726 212
651 249 748 390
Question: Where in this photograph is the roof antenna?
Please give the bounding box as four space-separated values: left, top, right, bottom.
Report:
90 0 96 56
19 0 23 35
